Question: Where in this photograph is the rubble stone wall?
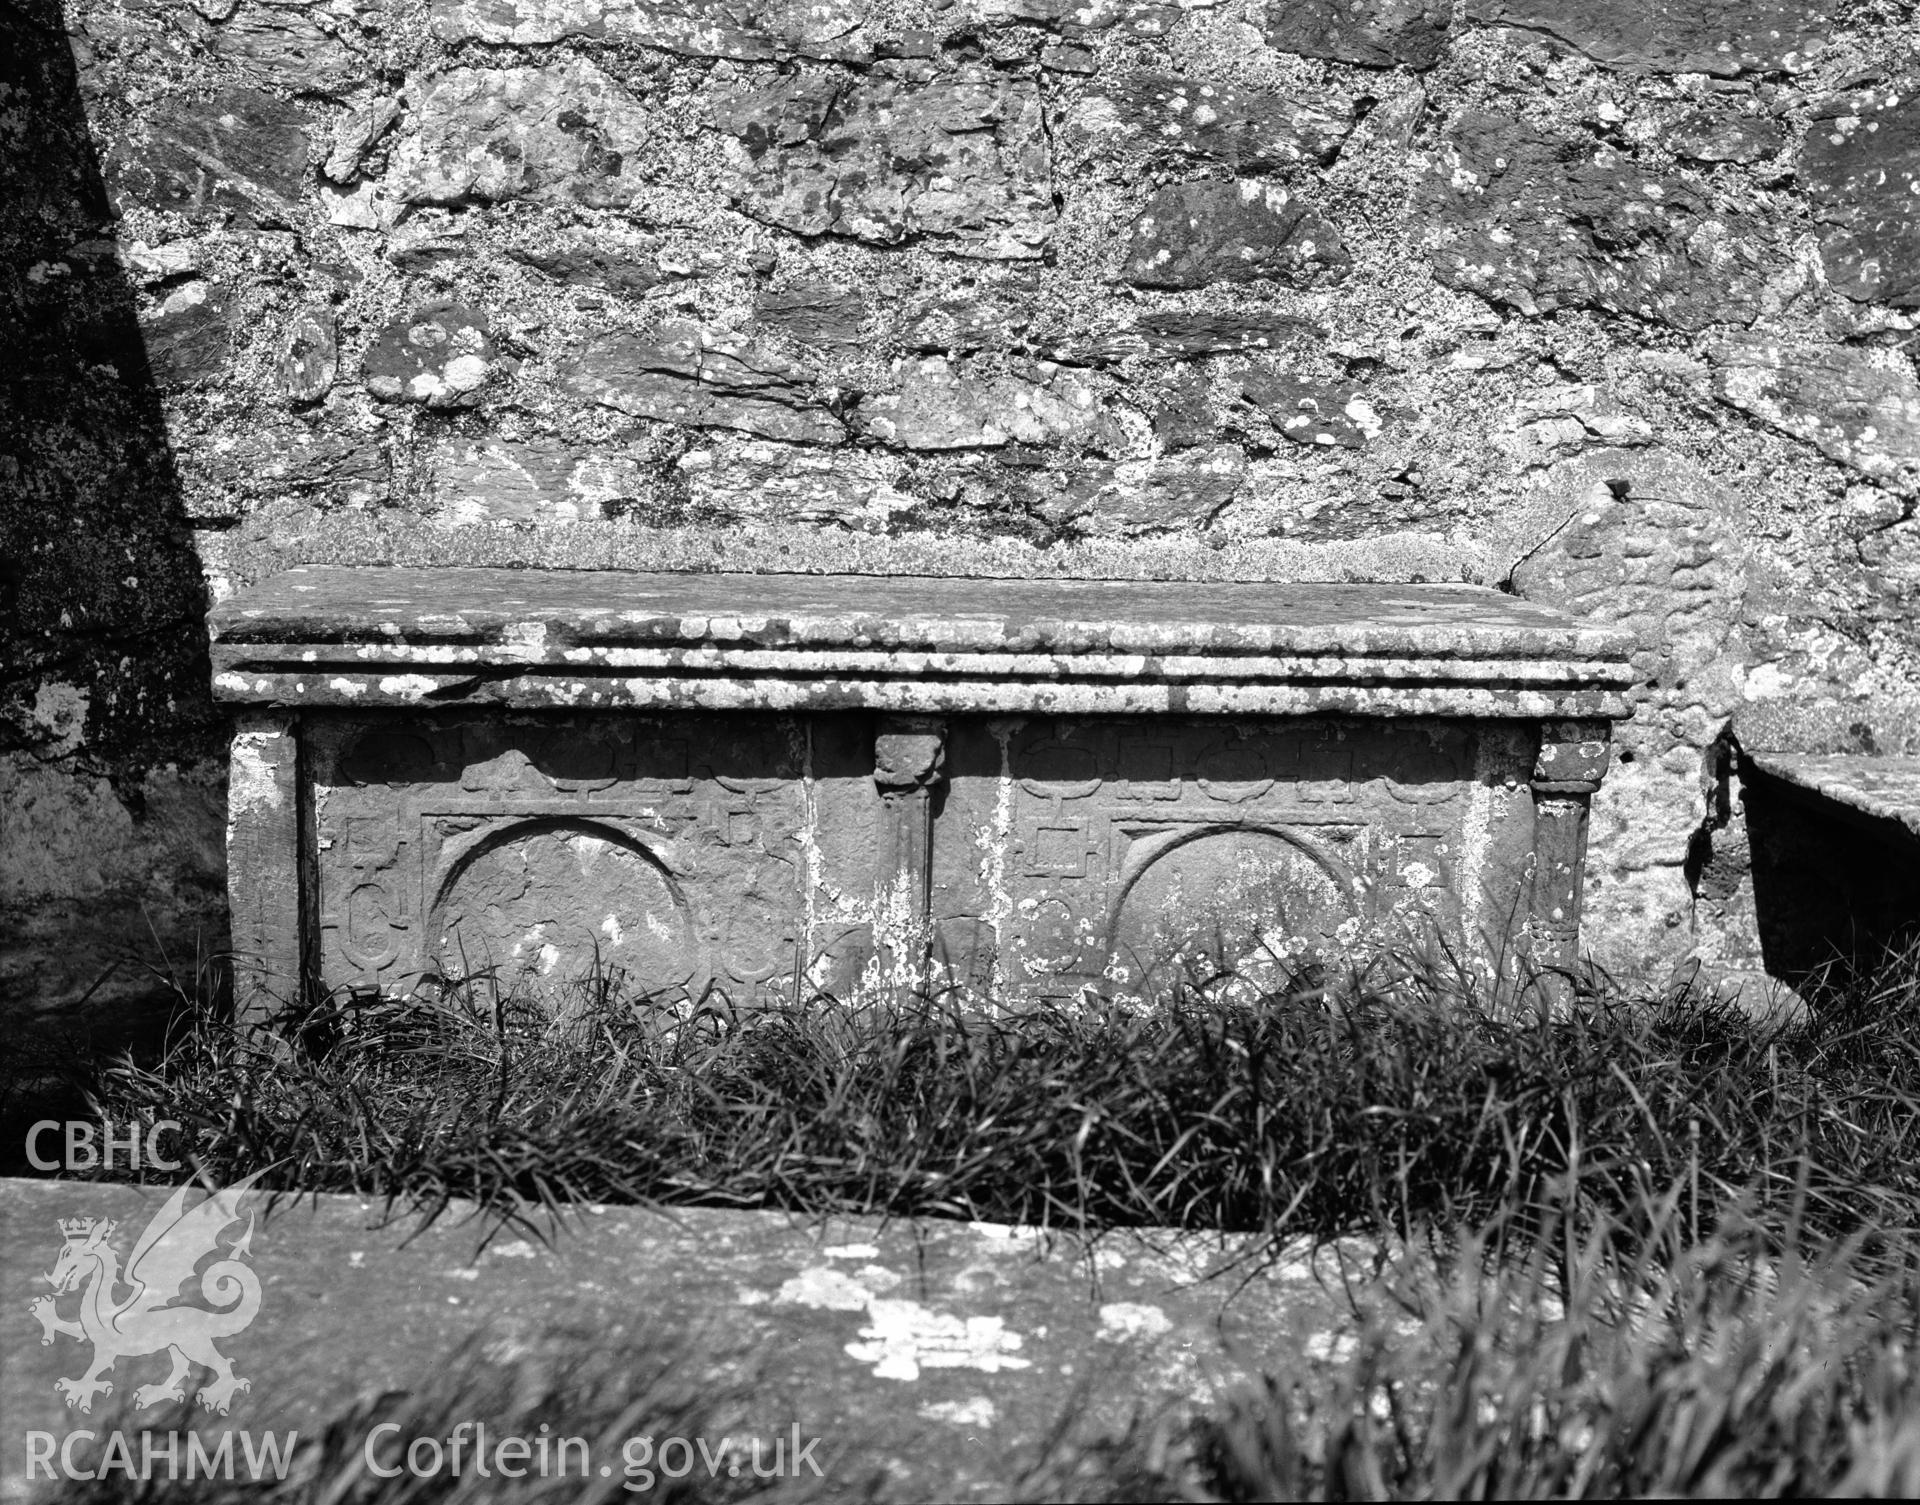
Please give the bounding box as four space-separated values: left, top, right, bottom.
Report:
6 0 1920 1014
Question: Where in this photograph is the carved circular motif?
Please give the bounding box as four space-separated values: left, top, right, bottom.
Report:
1109 828 1356 995
340 730 440 787
433 822 697 1004
1017 740 1102 800
1195 742 1274 803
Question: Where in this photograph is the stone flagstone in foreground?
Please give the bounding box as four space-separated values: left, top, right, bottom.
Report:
2 1176 1404 1501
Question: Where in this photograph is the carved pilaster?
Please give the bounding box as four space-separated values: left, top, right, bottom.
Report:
227 713 305 1025
1528 719 1612 980
873 717 947 999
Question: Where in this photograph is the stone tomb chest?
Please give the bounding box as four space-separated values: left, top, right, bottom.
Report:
210 568 1634 1016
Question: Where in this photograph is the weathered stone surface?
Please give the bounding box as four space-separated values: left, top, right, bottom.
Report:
321 93 400 183
207 0 362 93
1738 750 1920 988
717 71 1053 260
1264 0 1451 69
1121 181 1349 290
107 88 308 222
363 303 498 409
857 359 1122 453
1067 71 1353 171
201 427 390 511
139 282 233 387
562 325 845 445
1670 106 1785 164
206 567 1631 983
388 61 650 209
209 566 1637 713
1744 753 1920 842
1463 0 1830 77
277 304 336 403
1510 451 1750 748
756 281 866 347
428 439 645 524
1488 382 1654 466
962 0 1222 34
681 443 915 528
1712 341 1920 495
0 759 227 1017
1040 40 1098 71
1068 455 1242 531
896 286 1040 355
1418 113 1776 330
1153 373 1214 450
1081 310 1323 361
512 242 670 297
227 715 303 1015
223 704 1554 1001
1801 85 1920 307
1510 449 1753 975
1161 310 1323 354
1239 372 1381 449
430 0 870 62
0 1176 1425 1501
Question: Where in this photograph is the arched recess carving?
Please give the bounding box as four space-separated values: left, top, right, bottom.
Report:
1106 824 1360 993
428 817 700 1001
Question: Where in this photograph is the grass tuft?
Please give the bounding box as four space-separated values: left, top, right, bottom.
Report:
82 937 1920 1263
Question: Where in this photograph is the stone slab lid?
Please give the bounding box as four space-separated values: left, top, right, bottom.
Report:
210 566 1637 719
1740 751 1920 843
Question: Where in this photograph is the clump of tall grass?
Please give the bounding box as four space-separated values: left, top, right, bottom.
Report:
80 936 1920 1261
1025 1184 1920 1501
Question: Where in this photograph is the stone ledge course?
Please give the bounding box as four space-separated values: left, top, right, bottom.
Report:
207 567 1634 717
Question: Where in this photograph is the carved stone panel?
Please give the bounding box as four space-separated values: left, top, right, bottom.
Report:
299 709 1544 1010
934 717 1536 1001
308 713 811 1008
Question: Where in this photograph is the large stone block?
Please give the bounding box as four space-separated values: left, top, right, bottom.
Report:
363 303 499 409
206 0 366 94
208 569 1635 1013
1801 84 1920 308
1418 112 1780 330
1264 0 1452 69
1712 341 1920 496
562 325 846 445
138 282 235 389
1121 181 1350 291
1463 0 1831 76
679 442 915 528
1066 71 1354 172
960 0 1223 34
107 88 308 223
0 1178 1420 1500
388 60 651 209
426 438 647 524
429 0 872 62
199 428 390 515
716 70 1054 259
856 359 1123 453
